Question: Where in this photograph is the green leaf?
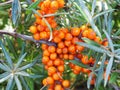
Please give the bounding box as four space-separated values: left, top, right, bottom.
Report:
87 72 94 89
82 37 100 47
18 57 39 71
103 30 114 53
15 76 22 90
91 0 96 16
15 71 30 77
0 63 11 72
76 42 107 53
14 53 27 70
104 56 114 86
12 0 21 26
6 38 18 59
93 9 115 20
20 76 30 90
6 76 14 90
26 0 41 14
69 60 90 68
0 74 11 83
0 72 10 79
109 72 118 83
96 54 106 90
0 40 13 69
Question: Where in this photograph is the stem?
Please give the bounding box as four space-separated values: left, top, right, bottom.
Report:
0 30 57 46
0 0 13 6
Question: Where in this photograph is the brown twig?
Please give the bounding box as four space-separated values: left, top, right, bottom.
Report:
0 0 13 6
0 30 57 46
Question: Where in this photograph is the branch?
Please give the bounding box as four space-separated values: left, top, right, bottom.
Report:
0 0 13 6
0 30 57 46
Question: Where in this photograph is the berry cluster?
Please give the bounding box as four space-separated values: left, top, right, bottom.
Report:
29 0 65 40
29 0 109 89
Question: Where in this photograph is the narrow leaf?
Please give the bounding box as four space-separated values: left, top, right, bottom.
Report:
82 37 100 47
0 72 10 79
12 0 21 25
70 60 90 68
18 58 38 71
0 63 11 72
20 76 30 90
103 30 114 53
96 54 106 89
0 74 11 83
15 76 22 90
0 40 13 69
14 53 27 70
6 76 14 90
27 0 41 13
15 71 30 77
87 72 94 89
104 56 114 86
91 0 96 16
76 42 107 53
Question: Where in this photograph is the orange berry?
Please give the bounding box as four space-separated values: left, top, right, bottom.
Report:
82 68 90 73
64 40 71 47
58 31 65 39
81 56 89 64
43 50 50 56
53 36 61 43
33 33 40 40
73 70 80 74
94 36 101 43
41 44 48 50
74 65 82 72
29 25 37 34
60 28 69 34
68 45 76 53
58 42 65 49
71 27 80 36
48 46 56 53
68 54 74 60
50 1 59 10
46 77 54 84
47 60 53 67
35 18 42 25
57 0 65 8
50 53 57 60
43 0 51 8
58 65 64 72
52 73 60 80
37 25 44 32
42 78 47 85
54 84 62 90
40 31 48 39
88 30 96 40
82 30 89 37
42 56 49 64
63 54 69 60
54 58 61 66
80 25 88 30
72 37 79 44
90 79 95 85
76 45 84 52
62 47 68 54
56 48 62 54
48 66 56 74
62 80 70 88
65 33 73 41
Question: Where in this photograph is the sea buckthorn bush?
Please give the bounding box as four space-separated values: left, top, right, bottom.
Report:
0 0 120 90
